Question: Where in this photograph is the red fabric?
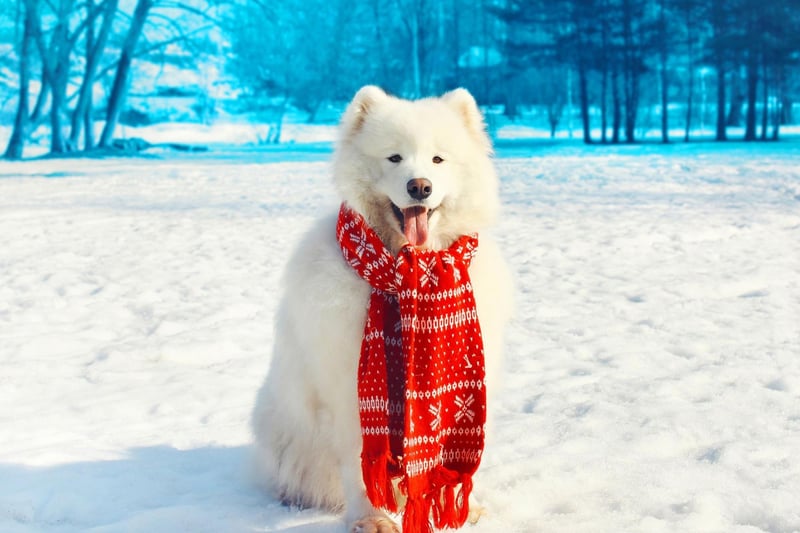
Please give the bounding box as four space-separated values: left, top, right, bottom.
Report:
336 203 486 533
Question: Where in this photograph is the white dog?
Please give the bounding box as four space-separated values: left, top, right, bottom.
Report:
251 86 512 533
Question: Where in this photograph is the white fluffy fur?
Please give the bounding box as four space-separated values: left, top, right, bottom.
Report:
251 86 513 533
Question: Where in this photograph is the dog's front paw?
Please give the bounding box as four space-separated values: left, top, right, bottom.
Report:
350 516 400 533
468 502 487 524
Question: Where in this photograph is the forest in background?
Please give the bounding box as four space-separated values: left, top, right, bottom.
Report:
1 0 799 159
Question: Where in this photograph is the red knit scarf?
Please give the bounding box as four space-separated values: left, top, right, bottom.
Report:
336 203 486 533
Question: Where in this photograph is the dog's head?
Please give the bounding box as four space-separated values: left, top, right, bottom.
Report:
333 86 499 253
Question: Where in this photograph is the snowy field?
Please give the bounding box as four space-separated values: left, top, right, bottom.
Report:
1 140 799 532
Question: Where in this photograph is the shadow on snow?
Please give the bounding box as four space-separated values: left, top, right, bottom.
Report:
0 445 344 533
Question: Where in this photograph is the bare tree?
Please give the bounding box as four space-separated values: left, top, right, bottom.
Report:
398 0 424 97
674 0 702 142
709 0 729 140
227 0 379 131
4 0 37 159
656 0 669 142
620 0 646 143
99 0 154 147
32 0 78 153
69 0 118 150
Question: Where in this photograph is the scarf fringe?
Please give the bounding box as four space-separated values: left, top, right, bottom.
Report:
402 494 434 533
429 469 473 530
401 469 475 533
361 450 398 513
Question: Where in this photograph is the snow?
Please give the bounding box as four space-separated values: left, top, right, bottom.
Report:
1 139 799 532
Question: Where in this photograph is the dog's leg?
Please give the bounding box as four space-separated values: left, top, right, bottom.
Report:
334 400 400 533
340 463 399 533
468 496 487 524
350 516 400 533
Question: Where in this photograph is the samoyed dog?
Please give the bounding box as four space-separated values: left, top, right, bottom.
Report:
252 86 512 533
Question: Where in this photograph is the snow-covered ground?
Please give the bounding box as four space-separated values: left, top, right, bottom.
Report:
1 140 799 532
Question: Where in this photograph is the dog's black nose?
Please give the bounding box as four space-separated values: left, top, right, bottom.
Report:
407 178 432 200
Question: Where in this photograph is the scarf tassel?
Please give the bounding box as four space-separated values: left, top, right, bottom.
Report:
402 494 434 533
401 469 474 533
430 469 473 529
361 450 399 513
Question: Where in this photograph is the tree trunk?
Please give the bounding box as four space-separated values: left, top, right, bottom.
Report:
69 0 96 149
409 2 422 98
771 64 783 140
622 0 637 143
744 50 758 141
779 96 792 125
70 0 118 150
659 0 669 143
726 70 744 127
578 61 592 144
715 68 726 141
600 63 608 143
548 97 563 139
99 0 153 147
759 59 769 140
4 0 37 160
42 0 75 154
549 113 558 138
684 54 694 141
599 0 609 143
481 0 490 105
450 0 460 87
683 2 694 142
30 69 49 123
711 0 727 141
50 85 67 153
624 76 638 143
612 66 621 143
84 98 95 148
659 66 668 143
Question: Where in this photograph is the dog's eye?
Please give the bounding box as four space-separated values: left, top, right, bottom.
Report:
387 154 403 163
432 156 444 164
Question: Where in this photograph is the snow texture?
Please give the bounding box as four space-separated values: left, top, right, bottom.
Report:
1 140 799 532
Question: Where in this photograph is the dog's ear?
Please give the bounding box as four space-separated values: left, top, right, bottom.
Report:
341 85 388 136
441 88 492 153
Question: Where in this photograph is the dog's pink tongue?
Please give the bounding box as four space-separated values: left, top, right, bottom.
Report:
403 206 428 246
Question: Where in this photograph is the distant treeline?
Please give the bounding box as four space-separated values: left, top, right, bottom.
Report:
228 0 799 144
2 0 799 158
492 0 800 143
